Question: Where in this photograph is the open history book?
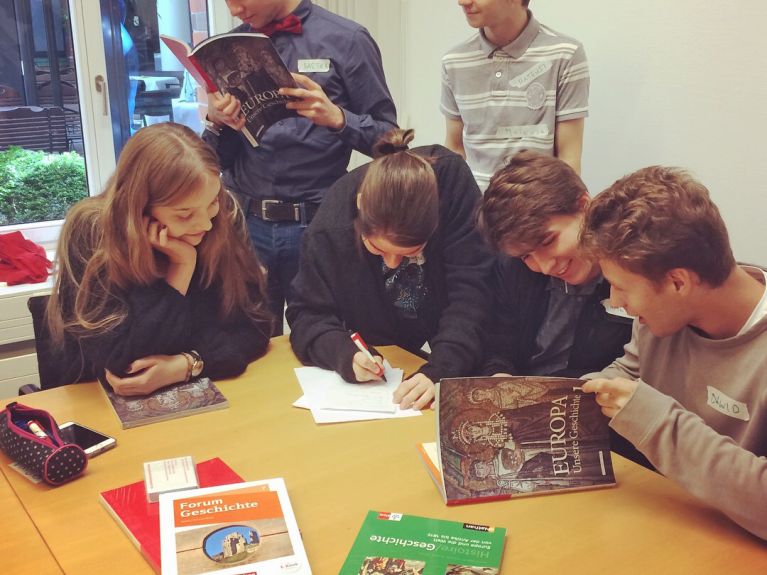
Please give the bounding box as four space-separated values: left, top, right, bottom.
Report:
418 376 616 505
161 32 298 147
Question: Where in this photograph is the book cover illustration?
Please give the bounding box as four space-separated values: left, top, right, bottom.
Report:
100 458 243 573
161 32 298 146
339 511 505 575
101 376 228 429
159 478 311 575
426 376 615 504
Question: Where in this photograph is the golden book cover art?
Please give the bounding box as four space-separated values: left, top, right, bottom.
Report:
435 376 615 503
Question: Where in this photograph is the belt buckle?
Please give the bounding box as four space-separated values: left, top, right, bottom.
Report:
261 199 281 221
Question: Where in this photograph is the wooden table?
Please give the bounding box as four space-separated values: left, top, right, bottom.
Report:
0 469 62 574
2 336 765 574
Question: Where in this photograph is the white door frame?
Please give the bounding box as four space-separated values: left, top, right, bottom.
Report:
72 1 117 194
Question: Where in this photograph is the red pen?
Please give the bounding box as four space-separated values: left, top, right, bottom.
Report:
350 332 387 381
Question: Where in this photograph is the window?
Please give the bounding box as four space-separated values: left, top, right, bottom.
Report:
0 0 214 243
0 0 87 233
101 0 211 155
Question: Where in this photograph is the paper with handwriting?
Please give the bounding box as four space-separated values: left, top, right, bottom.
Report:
293 361 421 423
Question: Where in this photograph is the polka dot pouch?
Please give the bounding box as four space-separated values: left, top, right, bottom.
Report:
0 402 87 486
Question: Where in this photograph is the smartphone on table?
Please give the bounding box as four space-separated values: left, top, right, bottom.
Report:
58 421 116 457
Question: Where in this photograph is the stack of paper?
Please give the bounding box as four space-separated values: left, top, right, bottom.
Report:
293 362 422 424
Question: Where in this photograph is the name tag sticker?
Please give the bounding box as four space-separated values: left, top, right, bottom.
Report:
601 299 634 319
508 61 552 88
707 386 750 421
298 59 330 73
495 125 549 138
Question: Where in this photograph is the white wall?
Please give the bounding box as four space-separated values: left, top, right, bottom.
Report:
397 0 767 264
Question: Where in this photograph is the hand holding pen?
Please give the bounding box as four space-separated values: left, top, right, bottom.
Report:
350 332 387 382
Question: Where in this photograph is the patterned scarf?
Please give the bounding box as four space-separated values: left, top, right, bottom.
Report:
382 253 427 320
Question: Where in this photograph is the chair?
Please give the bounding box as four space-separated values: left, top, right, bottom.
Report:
0 83 23 106
138 70 184 91
134 87 180 126
0 106 68 153
21 295 93 394
63 107 84 153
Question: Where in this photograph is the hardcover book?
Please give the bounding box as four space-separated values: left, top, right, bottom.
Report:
100 458 243 573
419 376 616 505
339 510 506 575
100 376 228 429
159 478 311 575
161 32 298 147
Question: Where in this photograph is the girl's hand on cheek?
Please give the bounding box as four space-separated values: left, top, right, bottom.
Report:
145 217 197 266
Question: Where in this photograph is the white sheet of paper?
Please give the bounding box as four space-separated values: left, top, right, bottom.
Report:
319 362 402 413
320 385 396 413
293 364 422 423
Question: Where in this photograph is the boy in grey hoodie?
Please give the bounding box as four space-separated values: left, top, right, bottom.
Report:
580 166 767 540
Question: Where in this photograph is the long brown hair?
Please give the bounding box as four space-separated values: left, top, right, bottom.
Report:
48 123 271 344
355 129 439 247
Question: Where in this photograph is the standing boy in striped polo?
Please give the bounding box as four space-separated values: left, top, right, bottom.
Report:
441 0 589 190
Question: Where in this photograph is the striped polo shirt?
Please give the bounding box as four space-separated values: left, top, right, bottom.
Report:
441 13 589 190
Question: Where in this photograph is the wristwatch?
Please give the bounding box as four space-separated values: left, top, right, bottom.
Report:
203 117 222 136
188 350 204 378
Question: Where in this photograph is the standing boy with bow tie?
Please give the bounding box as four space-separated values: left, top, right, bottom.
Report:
205 0 397 334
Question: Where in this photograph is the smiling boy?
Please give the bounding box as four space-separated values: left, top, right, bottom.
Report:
478 150 632 378
580 166 767 540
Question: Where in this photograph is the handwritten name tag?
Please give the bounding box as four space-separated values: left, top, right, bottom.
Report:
508 61 552 88
298 59 330 73
707 385 750 421
495 125 549 138
601 299 634 319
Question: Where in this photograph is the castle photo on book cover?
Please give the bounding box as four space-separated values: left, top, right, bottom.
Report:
159 479 311 575
436 376 615 502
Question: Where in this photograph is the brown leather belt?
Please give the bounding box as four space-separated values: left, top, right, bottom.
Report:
248 199 319 223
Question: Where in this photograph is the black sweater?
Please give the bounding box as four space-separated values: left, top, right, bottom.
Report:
45 273 271 389
78 275 271 381
286 145 495 383
482 256 633 377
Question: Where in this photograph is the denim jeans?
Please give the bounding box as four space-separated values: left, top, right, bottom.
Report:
246 215 306 336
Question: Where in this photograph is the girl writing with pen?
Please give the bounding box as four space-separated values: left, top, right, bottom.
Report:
45 123 273 395
287 129 495 410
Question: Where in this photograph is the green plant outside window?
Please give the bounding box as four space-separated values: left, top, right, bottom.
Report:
0 146 87 226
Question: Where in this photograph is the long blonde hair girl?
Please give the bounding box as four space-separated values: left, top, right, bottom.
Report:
48 123 271 344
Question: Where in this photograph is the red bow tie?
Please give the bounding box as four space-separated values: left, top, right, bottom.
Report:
255 14 303 36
